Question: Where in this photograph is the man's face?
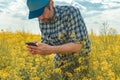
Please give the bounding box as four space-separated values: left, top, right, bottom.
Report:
38 0 54 23
38 7 53 23
38 7 50 22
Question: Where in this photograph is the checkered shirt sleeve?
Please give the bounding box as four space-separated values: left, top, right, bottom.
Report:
66 7 91 53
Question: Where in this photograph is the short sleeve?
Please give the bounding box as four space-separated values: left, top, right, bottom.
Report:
67 7 91 53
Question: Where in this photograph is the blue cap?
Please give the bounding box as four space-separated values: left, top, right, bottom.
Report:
27 0 49 19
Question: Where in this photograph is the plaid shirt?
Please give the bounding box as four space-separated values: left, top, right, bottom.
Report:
39 5 91 62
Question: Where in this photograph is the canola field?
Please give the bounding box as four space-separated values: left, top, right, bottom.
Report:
0 31 120 80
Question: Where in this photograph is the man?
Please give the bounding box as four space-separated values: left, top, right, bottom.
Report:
26 0 91 79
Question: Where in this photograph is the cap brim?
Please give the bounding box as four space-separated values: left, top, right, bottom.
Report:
28 7 45 19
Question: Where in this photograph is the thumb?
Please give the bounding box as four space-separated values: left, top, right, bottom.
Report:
36 42 42 46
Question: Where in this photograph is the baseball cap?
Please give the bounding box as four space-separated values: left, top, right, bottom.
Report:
27 0 49 19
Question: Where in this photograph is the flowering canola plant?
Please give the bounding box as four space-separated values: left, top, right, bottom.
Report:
0 31 120 80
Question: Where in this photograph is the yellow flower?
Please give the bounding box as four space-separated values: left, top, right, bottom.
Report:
96 76 103 80
107 70 115 79
74 67 81 72
54 68 62 74
78 57 84 63
82 77 89 80
1 31 120 80
74 52 79 58
31 77 40 80
0 70 9 79
65 72 73 78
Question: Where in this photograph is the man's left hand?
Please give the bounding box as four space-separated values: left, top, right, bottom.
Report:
26 43 53 55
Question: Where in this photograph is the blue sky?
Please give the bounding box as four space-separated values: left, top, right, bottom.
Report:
0 0 120 35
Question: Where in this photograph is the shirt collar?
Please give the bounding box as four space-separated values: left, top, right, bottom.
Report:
54 6 61 17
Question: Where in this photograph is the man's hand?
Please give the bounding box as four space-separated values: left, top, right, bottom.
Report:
26 42 82 55
26 43 53 55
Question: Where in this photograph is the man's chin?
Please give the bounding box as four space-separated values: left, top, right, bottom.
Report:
41 17 53 23
43 20 49 23
42 19 52 23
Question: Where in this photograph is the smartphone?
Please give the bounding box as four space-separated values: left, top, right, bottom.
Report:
26 42 37 46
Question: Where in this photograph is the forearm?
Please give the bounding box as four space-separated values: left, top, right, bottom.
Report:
50 42 82 54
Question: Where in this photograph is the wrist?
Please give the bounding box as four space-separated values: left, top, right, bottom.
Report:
48 46 56 54
49 46 58 54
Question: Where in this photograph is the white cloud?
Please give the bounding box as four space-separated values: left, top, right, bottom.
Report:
101 8 120 21
89 0 102 3
0 0 4 2
0 0 120 34
104 0 120 2
2 0 28 19
77 0 102 3
0 13 40 34
72 1 87 10
84 8 120 34
55 0 73 3
101 2 120 9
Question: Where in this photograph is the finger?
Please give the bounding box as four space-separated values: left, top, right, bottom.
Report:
31 49 45 55
36 42 44 46
27 46 38 50
29 50 37 55
31 51 36 55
